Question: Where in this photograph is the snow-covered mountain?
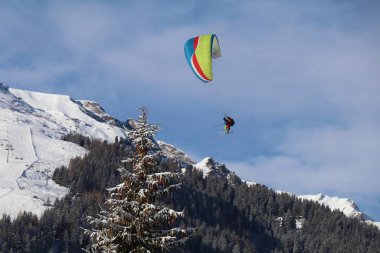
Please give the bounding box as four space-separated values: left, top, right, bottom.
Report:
197 158 380 229
193 158 379 227
272 188 380 228
0 84 127 218
299 193 369 221
298 193 380 228
157 140 194 165
194 157 232 179
0 84 190 219
1 83 378 229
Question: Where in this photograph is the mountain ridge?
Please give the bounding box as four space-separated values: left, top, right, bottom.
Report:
0 84 378 229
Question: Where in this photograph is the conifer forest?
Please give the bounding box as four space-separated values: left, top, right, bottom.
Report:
0 133 380 252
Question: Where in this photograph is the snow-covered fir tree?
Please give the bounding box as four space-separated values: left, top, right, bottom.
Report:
85 108 190 253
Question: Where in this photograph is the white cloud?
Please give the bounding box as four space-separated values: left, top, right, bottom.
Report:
229 122 380 191
226 121 380 220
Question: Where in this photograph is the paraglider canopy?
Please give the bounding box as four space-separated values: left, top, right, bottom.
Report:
184 34 221 82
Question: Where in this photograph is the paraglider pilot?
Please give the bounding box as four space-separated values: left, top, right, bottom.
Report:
223 116 235 133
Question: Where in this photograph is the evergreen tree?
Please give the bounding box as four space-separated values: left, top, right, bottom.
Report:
85 108 190 252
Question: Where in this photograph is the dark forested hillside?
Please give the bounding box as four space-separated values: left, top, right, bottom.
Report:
1 134 379 252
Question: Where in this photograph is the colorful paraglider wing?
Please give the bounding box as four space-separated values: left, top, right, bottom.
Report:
184 34 221 82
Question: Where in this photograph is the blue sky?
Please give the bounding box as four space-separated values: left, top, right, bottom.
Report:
1 1 380 220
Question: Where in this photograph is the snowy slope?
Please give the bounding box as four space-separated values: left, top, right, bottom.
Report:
0 84 128 219
299 193 370 221
10 88 126 142
272 188 380 229
194 157 232 179
298 193 380 229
